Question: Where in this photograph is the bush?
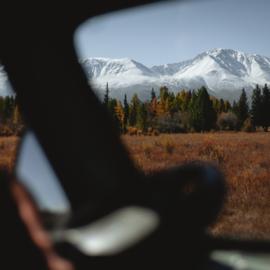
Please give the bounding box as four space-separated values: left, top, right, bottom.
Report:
127 127 138 136
217 112 238 131
155 113 186 133
242 118 255 132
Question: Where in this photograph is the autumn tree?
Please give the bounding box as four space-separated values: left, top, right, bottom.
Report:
114 101 125 132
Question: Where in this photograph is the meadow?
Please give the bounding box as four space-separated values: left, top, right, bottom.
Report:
1 133 270 240
122 132 270 240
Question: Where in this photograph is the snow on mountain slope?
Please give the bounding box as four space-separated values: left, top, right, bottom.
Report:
0 49 269 101
82 49 270 101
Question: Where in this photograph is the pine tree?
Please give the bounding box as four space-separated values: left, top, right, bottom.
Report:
159 86 169 102
261 84 270 131
237 88 249 127
137 103 148 131
219 99 225 113
232 101 238 114
159 86 169 114
123 94 129 133
251 84 262 128
224 100 231 112
129 94 140 126
103 82 109 107
151 88 156 102
190 87 216 131
148 96 158 127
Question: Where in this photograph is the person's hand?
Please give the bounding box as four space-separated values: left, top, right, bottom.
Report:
11 180 74 270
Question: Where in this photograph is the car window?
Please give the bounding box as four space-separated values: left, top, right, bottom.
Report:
74 0 270 240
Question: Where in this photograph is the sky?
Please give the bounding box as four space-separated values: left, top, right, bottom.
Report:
74 0 270 67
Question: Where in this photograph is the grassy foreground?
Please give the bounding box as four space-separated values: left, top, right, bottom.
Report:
122 132 270 240
1 133 270 240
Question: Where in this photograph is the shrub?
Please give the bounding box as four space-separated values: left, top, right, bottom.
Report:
127 127 138 136
242 117 255 132
217 112 238 130
155 113 186 133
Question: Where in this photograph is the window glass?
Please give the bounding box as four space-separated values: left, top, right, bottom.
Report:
74 0 270 240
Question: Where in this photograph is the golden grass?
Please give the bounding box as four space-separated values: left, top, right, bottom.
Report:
1 134 270 240
122 132 270 240
0 136 19 172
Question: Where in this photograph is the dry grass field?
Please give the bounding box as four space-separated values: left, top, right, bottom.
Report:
122 132 270 240
1 134 270 240
0 136 19 171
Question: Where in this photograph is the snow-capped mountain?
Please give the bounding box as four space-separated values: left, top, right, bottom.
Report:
0 49 269 101
82 49 270 101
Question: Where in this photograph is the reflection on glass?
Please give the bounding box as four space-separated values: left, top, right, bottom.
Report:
16 131 70 214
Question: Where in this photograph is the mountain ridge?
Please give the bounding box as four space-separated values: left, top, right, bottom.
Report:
1 49 270 101
83 48 270 101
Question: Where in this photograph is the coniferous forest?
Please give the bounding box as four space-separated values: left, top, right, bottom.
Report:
103 83 270 134
0 83 269 137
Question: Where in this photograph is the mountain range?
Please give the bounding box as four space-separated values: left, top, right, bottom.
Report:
1 48 270 102
81 48 270 102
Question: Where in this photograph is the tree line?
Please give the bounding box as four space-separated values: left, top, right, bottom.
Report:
0 83 269 137
103 82 270 134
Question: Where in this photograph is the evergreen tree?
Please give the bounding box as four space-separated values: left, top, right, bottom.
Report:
129 94 140 126
232 101 238 115
251 84 262 128
123 94 129 133
237 88 249 127
159 86 169 101
261 84 270 131
137 103 148 131
159 86 169 114
190 87 216 131
224 100 231 112
167 92 177 116
149 96 158 126
151 88 156 102
219 99 225 113
103 82 109 107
